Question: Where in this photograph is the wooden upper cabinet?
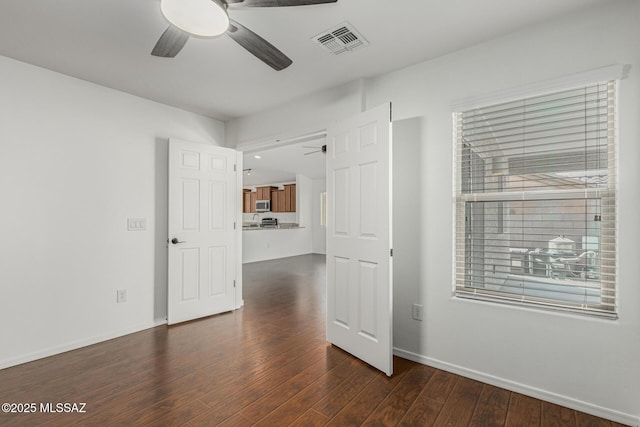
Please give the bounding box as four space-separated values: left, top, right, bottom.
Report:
242 184 295 213
284 185 292 212
283 184 296 212
256 186 276 200
243 189 252 213
270 189 279 212
278 190 285 212
288 184 296 212
249 191 257 213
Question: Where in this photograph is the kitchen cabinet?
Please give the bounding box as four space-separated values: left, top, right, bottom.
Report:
270 189 279 212
284 185 292 212
243 184 296 213
272 184 296 212
243 187 271 213
256 186 268 200
255 186 276 201
243 189 252 213
250 191 257 213
284 184 296 212
277 190 285 212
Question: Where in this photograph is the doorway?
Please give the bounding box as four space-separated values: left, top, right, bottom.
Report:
240 133 328 264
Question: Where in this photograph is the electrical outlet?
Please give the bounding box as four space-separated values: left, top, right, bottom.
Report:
412 304 423 321
117 289 127 303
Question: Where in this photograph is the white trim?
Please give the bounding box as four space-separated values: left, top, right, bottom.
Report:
0 319 167 370
393 347 639 427
235 151 244 310
452 64 625 112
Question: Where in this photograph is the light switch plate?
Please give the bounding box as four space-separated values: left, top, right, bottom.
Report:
127 218 147 231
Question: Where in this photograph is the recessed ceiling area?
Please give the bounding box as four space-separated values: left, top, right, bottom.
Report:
242 137 326 187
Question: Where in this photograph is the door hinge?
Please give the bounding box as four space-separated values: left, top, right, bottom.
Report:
234 164 237 172
233 280 236 288
390 248 393 257
234 222 236 230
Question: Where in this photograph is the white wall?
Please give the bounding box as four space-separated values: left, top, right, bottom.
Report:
296 174 312 227
242 228 312 264
392 118 423 353
227 1 640 424
226 79 366 146
0 56 225 368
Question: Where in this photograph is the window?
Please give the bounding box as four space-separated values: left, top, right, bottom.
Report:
454 81 617 317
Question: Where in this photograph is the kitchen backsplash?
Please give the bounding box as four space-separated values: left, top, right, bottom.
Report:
243 212 297 223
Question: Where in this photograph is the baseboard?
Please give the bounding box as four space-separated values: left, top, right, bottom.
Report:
393 347 639 427
1 319 167 370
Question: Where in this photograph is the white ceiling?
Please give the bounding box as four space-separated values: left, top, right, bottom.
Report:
242 137 326 186
0 0 608 122
0 0 608 185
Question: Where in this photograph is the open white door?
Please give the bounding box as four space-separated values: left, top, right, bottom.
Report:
326 103 393 376
168 139 241 325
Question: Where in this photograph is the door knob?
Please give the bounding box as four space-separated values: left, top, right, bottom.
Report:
171 238 186 244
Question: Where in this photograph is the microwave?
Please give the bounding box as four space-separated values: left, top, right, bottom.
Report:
255 200 271 212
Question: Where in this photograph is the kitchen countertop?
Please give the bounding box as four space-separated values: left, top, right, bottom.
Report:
242 223 304 231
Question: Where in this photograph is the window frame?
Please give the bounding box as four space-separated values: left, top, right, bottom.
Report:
452 69 621 318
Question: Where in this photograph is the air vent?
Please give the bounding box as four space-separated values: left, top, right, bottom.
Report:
313 22 368 55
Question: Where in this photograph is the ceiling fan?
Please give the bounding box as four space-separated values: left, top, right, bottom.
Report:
303 144 327 155
151 0 338 71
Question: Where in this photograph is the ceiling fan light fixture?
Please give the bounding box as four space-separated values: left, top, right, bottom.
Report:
161 0 229 37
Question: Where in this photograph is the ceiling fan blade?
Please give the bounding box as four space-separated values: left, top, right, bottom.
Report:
227 0 337 7
226 19 292 71
151 26 190 58
304 145 327 155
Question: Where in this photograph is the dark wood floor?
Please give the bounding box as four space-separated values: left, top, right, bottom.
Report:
0 254 628 426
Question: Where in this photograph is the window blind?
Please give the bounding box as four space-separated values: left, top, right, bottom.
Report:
454 81 616 317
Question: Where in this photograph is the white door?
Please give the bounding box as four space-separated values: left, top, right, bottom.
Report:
168 139 241 325
326 103 393 376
